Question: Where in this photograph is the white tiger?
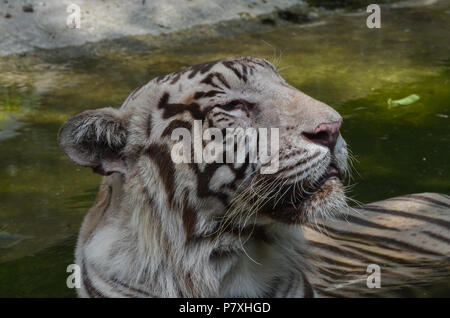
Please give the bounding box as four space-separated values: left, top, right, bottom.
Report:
58 56 351 297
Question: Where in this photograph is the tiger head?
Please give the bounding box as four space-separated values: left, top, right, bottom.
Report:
59 57 349 238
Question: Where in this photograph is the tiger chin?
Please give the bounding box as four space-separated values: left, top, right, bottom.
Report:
58 56 349 298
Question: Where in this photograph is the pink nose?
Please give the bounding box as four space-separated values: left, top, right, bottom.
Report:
302 120 342 152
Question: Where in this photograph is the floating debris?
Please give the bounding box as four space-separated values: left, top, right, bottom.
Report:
387 94 420 109
436 113 448 118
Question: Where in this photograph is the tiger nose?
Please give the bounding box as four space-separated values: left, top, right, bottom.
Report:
301 120 342 152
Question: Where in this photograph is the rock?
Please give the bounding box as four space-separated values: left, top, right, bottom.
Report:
0 0 306 57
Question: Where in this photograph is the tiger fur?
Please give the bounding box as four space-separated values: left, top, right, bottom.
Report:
58 57 449 297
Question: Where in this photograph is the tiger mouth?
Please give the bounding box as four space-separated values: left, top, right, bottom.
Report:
284 163 341 204
258 164 342 223
306 163 341 194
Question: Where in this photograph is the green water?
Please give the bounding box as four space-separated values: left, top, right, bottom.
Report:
0 3 449 297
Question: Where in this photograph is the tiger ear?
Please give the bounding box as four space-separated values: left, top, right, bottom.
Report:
58 107 128 175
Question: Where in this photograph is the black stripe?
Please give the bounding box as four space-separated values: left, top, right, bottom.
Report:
308 240 375 264
318 255 365 269
407 194 450 209
222 61 243 80
279 148 306 160
315 223 442 257
316 267 345 281
387 197 446 210
335 214 400 231
183 197 197 242
214 72 231 89
362 205 450 229
161 120 192 138
169 72 183 85
313 287 343 298
264 276 282 298
193 90 224 99
200 72 231 90
277 151 320 174
216 117 231 123
82 263 105 298
314 260 366 278
241 64 248 82
188 162 230 206
87 260 153 297
306 223 385 253
437 193 450 201
281 272 296 297
187 61 219 79
309 236 431 267
158 92 205 120
109 278 151 297
302 273 315 298
341 242 415 265
422 230 450 245
147 113 153 139
147 143 176 205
